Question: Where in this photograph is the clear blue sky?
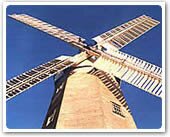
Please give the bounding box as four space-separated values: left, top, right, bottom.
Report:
6 5 162 129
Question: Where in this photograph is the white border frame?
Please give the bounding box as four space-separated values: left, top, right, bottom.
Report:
3 1 165 132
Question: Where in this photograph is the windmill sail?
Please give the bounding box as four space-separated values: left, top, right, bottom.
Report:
8 14 87 48
93 15 160 51
94 50 162 98
6 52 89 101
7 14 162 99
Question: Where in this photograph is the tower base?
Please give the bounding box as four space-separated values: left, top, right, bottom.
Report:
56 72 136 129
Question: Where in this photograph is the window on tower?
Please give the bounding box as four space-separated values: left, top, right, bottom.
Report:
111 101 125 118
46 109 56 126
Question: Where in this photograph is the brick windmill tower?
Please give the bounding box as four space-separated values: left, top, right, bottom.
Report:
6 14 162 129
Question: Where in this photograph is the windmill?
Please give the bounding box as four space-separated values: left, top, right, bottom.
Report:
6 14 162 129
